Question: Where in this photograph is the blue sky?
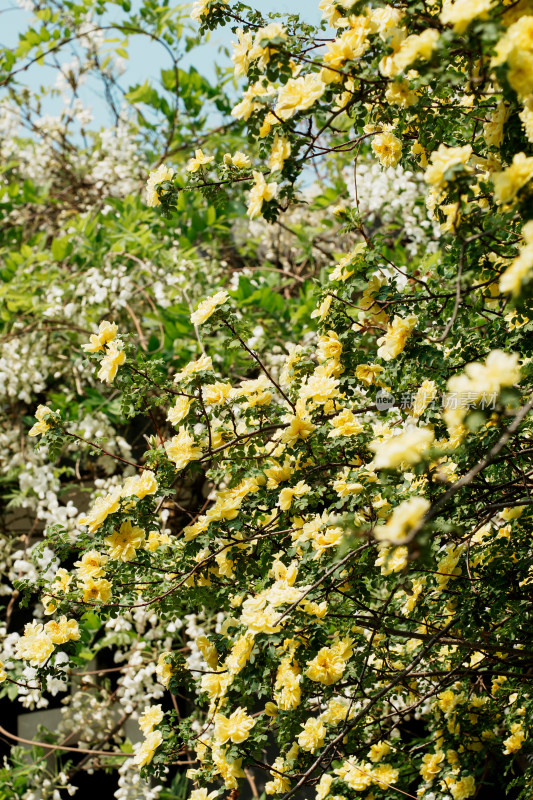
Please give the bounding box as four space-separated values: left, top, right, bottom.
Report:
0 1 323 128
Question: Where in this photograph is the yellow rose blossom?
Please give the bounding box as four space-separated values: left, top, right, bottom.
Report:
381 29 439 76
500 221 533 295
269 133 291 172
139 704 164 736
265 757 291 795
228 150 251 168
329 409 364 437
156 651 173 688
274 657 302 709
449 775 476 800
298 717 326 753
81 320 118 353
335 757 373 791
28 404 54 437
369 741 391 762
503 722 526 753
15 622 54 666
0 662 6 683
167 396 192 425
374 497 430 544
164 427 203 470
203 381 233 405
186 148 215 172
376 314 417 360
121 469 158 499
43 616 80 644
78 487 122 533
247 171 278 219
191 289 229 325
97 341 126 383
385 78 418 107
174 353 213 382
190 0 228 22
493 152 533 204
412 379 438 417
74 549 108 579
370 427 434 469
81 577 112 603
232 28 253 76
275 73 325 120
374 544 409 574
424 143 472 188
372 130 402 167
133 729 163 767
214 707 255 744
145 163 174 207
278 480 310 510
311 295 333 321
211 745 245 789
440 0 492 32
355 363 384 385
104 520 145 561
306 644 348 685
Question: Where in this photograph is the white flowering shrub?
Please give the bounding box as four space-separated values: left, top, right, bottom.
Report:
2 0 533 799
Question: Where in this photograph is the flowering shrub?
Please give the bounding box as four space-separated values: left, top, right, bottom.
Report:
2 0 533 799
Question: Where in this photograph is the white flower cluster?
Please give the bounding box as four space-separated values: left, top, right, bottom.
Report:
346 160 441 255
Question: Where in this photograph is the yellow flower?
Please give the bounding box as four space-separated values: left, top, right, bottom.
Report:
299 373 339 405
500 225 533 296
139 704 164 736
190 0 228 22
156 651 173 688
269 133 291 172
440 0 492 32
0 662 6 683
274 657 302 709
329 409 364 437
493 152 533 204
227 150 251 168
97 341 126 383
370 427 435 469
133 730 163 767
278 480 310 511
298 717 326 753
275 73 325 120
306 644 347 685
449 775 476 800
355 363 384 385
174 353 213 383
381 29 440 76
265 757 291 795
164 427 203 470
335 757 373 791
28 404 54 437
203 381 233 405
15 622 54 666
375 544 409 574
78 487 122 533
412 379 438 417
82 320 118 353
385 79 418 107
81 577 112 603
121 470 158 499
212 745 245 788
191 289 229 325
247 171 278 219
419 750 445 781
214 707 255 744
311 295 333 322
369 741 391 762
74 549 108 580
372 131 402 168
167 396 192 425
104 520 145 561
374 497 430 543
503 722 526 754
232 28 254 76
376 314 417 360
187 148 215 172
424 143 472 187
43 616 80 644
225 633 255 674
146 164 174 207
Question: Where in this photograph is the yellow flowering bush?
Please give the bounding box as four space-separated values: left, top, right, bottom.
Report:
2 0 533 798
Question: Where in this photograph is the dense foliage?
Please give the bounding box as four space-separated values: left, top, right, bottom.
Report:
1 1 532 799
